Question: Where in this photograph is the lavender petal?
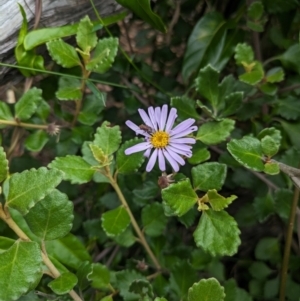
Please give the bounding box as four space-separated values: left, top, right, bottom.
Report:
170 118 195 136
170 126 198 139
125 120 150 137
155 107 161 129
148 106 158 130
163 149 179 172
146 148 158 172
166 145 192 157
158 149 166 171
169 143 192 151
138 108 155 129
125 142 151 155
165 148 185 165
165 108 177 132
159 105 168 130
170 137 196 144
144 148 151 157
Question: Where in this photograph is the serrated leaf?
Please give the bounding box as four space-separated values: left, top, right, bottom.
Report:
142 203 167 237
49 155 94 184
274 189 292 220
279 44 300 74
48 272 78 295
115 0 166 32
206 190 237 211
257 127 281 146
188 278 225 301
255 237 281 263
24 130 49 152
161 179 198 217
86 37 118 74
234 43 254 65
261 136 279 157
195 65 220 109
114 227 136 247
56 77 83 101
239 61 264 85
249 262 272 281
170 96 199 119
224 279 253 301
280 121 300 149
0 241 42 301
227 136 264 171
46 233 91 270
221 92 243 117
247 1 264 20
76 16 97 52
259 82 277 95
87 263 110 289
0 237 15 254
4 167 63 215
170 260 197 299
116 138 145 174
114 270 145 301
193 209 241 256
93 121 121 156
197 119 235 145
76 261 92 291
0 102 13 121
47 39 81 68
192 162 227 191
276 96 300 120
129 279 154 299
15 87 43 120
102 206 130 237
25 189 73 240
89 143 106 164
264 162 280 175
0 147 8 183
266 67 284 83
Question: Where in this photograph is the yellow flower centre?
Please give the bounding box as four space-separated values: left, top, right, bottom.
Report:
150 131 169 148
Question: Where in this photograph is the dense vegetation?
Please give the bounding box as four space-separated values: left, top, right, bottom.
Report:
0 0 300 300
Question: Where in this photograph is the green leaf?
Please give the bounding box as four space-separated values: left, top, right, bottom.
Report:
56 77 83 101
264 162 280 175
86 37 119 74
87 263 110 289
46 39 81 68
114 270 145 301
182 12 228 81
170 96 199 120
0 102 13 121
93 121 122 156
259 82 277 95
46 233 91 270
276 96 300 120
101 206 130 237
161 179 198 217
76 261 92 290
48 272 78 295
193 209 241 256
188 142 211 165
253 193 274 222
257 127 282 146
249 262 273 281
195 65 219 109
76 16 97 52
141 203 167 237
25 189 73 240
279 44 300 74
0 237 15 254
49 155 94 184
261 136 279 157
116 138 145 174
221 92 243 117
227 136 264 171
266 67 284 83
129 279 154 299
15 87 43 120
0 147 8 183
115 0 166 33
206 190 237 211
239 61 264 85
0 241 42 301
188 278 225 301
255 237 281 263
279 121 300 149
234 43 254 65
197 119 235 145
170 260 197 299
247 1 264 19
192 162 227 191
224 279 253 301
274 189 292 220
4 167 63 215
24 130 49 152
78 94 105 126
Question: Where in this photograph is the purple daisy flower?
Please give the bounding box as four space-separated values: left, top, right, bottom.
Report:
124 105 198 172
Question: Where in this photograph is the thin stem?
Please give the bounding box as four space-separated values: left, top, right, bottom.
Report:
279 184 300 301
0 119 49 130
104 168 161 270
0 205 83 301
